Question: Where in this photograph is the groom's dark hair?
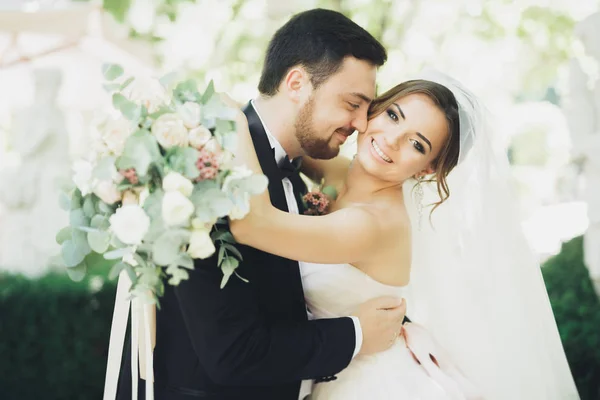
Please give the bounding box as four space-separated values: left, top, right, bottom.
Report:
258 9 387 96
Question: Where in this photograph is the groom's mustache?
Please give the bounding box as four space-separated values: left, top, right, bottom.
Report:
335 128 356 137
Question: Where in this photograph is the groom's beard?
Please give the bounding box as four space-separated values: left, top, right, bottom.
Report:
295 96 339 160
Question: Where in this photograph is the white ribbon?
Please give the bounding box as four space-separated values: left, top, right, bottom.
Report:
103 271 155 400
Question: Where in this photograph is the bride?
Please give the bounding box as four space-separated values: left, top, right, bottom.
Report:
229 71 580 399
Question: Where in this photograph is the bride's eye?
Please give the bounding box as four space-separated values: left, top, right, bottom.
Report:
348 102 360 110
386 109 399 123
411 139 425 154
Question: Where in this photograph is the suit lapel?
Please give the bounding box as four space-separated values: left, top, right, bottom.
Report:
243 102 289 213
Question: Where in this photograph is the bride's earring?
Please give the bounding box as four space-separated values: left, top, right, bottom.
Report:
415 177 424 231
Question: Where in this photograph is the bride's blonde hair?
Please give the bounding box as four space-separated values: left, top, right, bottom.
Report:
368 80 461 212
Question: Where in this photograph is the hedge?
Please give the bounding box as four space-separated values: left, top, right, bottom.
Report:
0 236 598 399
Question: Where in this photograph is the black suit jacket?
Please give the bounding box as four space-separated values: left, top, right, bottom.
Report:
117 102 356 400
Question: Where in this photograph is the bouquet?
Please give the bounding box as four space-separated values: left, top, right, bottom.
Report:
55 64 267 304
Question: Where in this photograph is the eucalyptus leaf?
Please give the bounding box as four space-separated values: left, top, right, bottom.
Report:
124 263 137 284
218 245 226 267
223 243 243 261
117 131 161 177
166 147 200 180
166 264 189 286
220 256 239 289
241 174 269 195
112 93 142 121
70 208 90 228
103 83 121 92
321 185 338 200
133 253 148 268
152 230 189 266
104 247 131 260
66 261 87 282
143 189 164 219
109 262 127 280
88 230 111 253
61 240 87 267
211 231 235 244
200 80 215 104
56 226 72 245
72 229 92 256
83 196 96 218
120 76 135 90
76 226 101 234
176 253 194 270
191 188 233 220
97 200 114 214
71 189 83 210
159 71 179 88
102 63 124 81
91 215 110 230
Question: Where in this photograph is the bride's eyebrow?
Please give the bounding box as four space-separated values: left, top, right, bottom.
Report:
393 103 406 119
416 132 432 151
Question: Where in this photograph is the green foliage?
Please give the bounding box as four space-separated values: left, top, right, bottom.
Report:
542 236 600 400
0 271 117 400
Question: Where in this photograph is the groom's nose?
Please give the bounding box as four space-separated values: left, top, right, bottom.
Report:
352 111 368 134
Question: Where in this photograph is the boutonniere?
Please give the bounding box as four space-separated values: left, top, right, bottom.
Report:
302 184 338 216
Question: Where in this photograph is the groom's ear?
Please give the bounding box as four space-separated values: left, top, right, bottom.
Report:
283 66 312 104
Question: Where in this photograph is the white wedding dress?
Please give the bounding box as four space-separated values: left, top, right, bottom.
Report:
301 261 453 400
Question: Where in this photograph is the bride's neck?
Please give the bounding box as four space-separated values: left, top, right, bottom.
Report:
339 158 403 202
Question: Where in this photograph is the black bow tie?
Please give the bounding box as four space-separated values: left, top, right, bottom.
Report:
276 151 303 179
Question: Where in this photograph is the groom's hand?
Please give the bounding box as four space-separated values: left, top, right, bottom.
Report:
353 296 406 356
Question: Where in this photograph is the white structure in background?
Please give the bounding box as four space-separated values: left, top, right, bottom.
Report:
0 69 69 274
565 11 600 294
0 2 155 276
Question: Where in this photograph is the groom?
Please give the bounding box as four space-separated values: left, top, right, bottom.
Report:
118 9 406 400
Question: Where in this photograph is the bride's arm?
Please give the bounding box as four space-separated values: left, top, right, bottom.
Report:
226 99 381 264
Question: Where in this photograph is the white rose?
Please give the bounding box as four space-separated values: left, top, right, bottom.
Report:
124 77 169 113
72 160 95 196
229 192 251 220
203 137 222 154
163 171 194 197
109 204 150 245
187 229 216 259
162 191 195 227
102 117 132 156
93 180 122 204
151 113 189 149
188 125 213 149
178 102 203 129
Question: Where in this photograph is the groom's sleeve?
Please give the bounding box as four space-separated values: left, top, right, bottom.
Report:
174 258 356 386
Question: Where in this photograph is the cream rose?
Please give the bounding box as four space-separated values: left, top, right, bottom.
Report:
109 204 150 245
125 77 169 113
187 229 216 259
151 113 188 149
93 180 122 204
101 117 132 156
162 191 194 227
188 125 213 149
163 171 194 197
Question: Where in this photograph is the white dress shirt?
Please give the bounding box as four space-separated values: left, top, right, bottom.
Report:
250 100 363 399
